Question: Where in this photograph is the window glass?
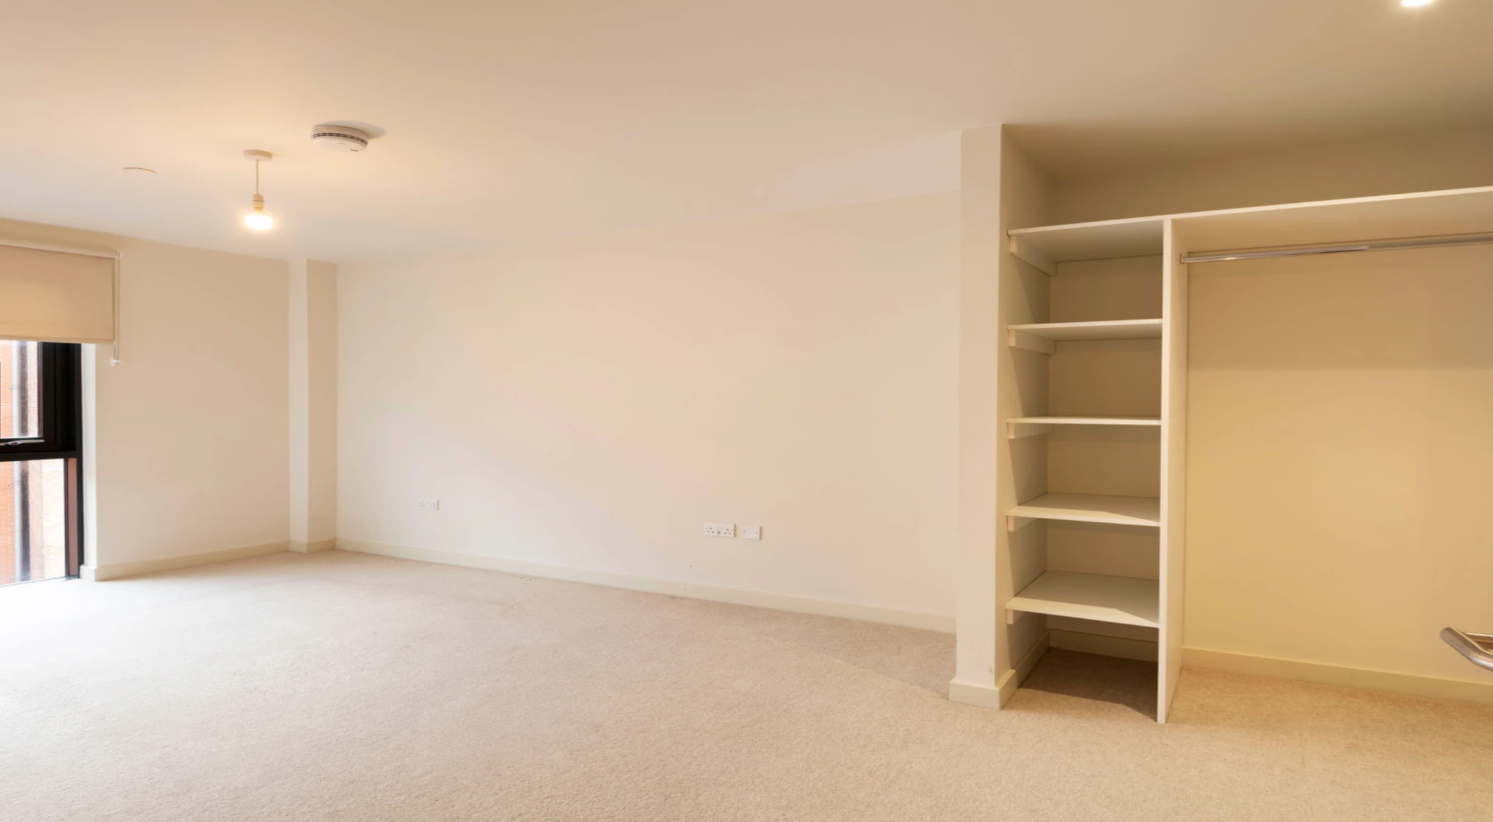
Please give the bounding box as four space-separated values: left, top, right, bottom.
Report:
1 340 42 439
1 458 67 584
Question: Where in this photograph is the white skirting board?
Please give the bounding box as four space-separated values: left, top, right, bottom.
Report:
81 540 289 581
957 630 1492 708
999 633 1052 706
1050 629 1159 662
85 535 1489 707
948 678 1002 709
949 633 1051 709
289 539 337 554
336 538 956 634
1183 647 1493 706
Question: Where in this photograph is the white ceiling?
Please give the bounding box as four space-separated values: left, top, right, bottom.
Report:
2 0 1490 262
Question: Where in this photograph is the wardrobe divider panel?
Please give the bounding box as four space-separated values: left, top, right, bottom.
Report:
1158 219 1189 723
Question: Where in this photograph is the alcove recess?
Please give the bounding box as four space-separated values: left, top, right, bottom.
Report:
954 123 1493 723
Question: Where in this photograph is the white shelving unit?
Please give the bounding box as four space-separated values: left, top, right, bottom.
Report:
986 166 1182 720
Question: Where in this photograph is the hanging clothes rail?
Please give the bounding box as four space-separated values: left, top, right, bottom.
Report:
1182 232 1493 264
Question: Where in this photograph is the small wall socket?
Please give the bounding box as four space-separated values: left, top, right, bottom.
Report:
703 522 735 538
739 525 762 540
418 499 441 511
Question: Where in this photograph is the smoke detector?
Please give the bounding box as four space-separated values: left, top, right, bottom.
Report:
311 124 370 152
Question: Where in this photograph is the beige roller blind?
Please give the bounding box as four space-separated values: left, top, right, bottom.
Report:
0 242 117 344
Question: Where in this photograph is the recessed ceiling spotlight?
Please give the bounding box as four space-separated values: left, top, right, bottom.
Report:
123 166 155 174
1401 0 1435 6
243 149 274 231
311 123 371 152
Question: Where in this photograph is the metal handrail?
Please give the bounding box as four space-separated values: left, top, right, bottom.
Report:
1441 628 1493 673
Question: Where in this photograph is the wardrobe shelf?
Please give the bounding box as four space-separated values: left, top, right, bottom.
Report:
1008 218 1165 270
1006 493 1161 530
1010 416 1160 426
1007 185 1493 270
1009 319 1163 342
1007 416 1161 438
1007 571 1159 628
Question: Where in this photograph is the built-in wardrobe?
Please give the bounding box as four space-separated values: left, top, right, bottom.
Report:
951 125 1493 722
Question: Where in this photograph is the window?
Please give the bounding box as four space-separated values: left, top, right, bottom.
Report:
1 341 82 584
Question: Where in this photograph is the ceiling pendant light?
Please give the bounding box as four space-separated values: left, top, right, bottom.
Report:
243 149 274 230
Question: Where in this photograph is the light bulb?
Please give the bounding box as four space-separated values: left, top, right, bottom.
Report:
1401 0 1435 6
241 151 276 230
245 192 273 230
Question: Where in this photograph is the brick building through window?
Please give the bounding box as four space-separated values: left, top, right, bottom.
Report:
0 339 68 584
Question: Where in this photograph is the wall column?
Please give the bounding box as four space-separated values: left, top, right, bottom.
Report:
289 259 337 553
950 126 1005 707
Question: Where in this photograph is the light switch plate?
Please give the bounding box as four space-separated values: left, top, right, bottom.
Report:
739 525 762 540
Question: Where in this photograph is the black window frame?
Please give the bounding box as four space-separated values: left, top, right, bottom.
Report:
1 341 84 580
0 342 81 460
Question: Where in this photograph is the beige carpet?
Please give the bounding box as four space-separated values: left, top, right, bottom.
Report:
2 551 1490 821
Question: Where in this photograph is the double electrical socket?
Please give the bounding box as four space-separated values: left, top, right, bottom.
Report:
704 522 762 540
418 499 441 511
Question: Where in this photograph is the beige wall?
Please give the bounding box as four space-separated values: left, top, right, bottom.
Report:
1047 126 1493 687
1052 125 1493 224
0 218 290 568
337 194 959 618
1187 244 1493 684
